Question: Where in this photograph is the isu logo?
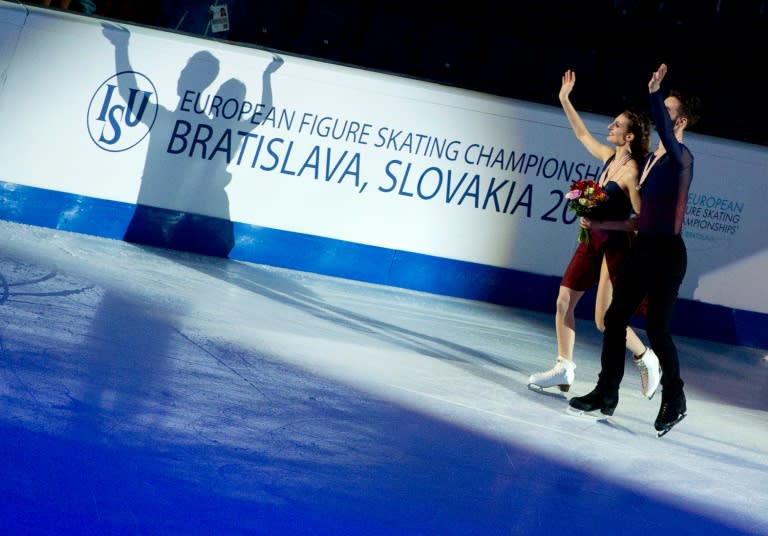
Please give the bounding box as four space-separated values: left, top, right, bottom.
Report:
87 71 158 152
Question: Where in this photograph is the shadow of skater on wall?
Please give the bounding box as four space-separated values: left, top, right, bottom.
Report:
102 23 282 258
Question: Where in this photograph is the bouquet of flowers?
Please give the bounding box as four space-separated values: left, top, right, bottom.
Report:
566 179 608 244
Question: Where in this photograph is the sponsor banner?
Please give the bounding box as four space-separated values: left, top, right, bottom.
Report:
0 3 766 327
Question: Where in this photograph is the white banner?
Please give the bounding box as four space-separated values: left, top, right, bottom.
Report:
0 3 765 315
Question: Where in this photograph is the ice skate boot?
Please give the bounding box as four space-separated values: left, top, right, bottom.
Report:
634 348 662 399
655 392 687 437
528 357 575 392
568 387 618 416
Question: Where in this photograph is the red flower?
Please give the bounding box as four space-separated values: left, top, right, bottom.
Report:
566 180 608 244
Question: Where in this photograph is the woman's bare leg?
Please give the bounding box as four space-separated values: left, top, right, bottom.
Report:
556 285 584 359
527 285 583 391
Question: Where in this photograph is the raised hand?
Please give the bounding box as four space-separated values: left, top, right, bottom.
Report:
559 69 576 102
265 55 284 75
102 22 130 48
648 63 667 93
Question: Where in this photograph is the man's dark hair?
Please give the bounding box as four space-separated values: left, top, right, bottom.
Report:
669 89 702 127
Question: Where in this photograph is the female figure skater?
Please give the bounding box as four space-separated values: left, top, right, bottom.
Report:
528 70 660 399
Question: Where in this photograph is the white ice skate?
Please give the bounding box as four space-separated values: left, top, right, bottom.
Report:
528 357 575 392
634 348 662 399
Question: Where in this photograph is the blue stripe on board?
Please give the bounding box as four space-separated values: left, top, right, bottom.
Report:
1 180 765 349
0 181 133 240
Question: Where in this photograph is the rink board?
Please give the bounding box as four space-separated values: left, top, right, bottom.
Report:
1 179 763 349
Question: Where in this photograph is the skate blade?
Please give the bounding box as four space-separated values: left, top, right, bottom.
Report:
527 383 567 398
646 387 659 400
566 406 610 421
656 413 687 437
527 383 570 393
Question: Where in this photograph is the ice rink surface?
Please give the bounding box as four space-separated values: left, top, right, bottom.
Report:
1 219 766 535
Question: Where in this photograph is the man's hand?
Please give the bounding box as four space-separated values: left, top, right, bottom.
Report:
648 63 667 93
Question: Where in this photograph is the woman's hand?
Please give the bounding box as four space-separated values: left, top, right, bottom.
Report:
559 70 576 102
579 217 594 230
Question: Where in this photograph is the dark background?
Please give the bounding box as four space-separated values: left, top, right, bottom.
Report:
35 0 768 146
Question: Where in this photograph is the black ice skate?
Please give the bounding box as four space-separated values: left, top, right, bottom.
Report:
655 392 687 437
567 388 618 417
